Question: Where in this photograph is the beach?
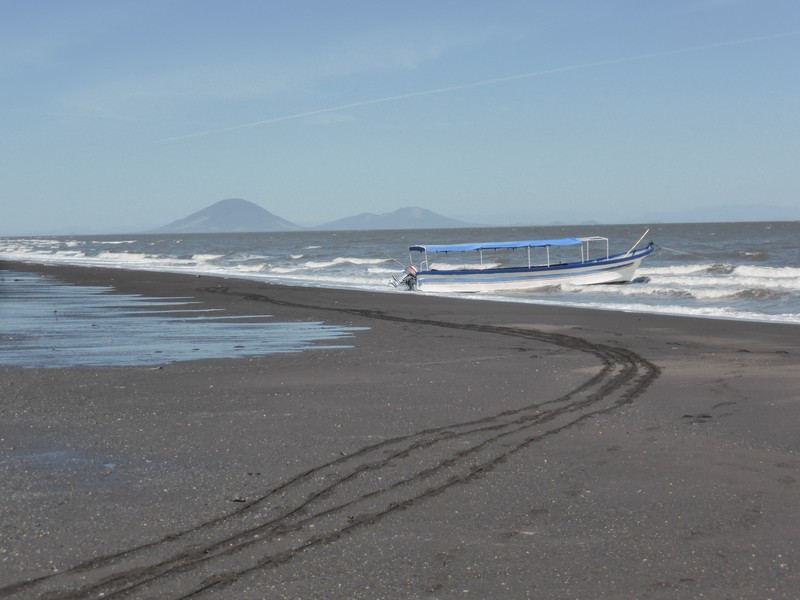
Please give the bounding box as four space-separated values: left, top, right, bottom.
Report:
1 262 798 599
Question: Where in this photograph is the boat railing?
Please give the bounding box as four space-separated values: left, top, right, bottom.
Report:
577 236 609 262
411 236 620 271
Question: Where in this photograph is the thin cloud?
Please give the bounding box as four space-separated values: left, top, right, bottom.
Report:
0 3 154 77
157 30 800 143
62 30 467 123
692 0 744 10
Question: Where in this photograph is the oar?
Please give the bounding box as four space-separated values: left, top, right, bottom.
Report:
381 251 410 270
626 228 650 255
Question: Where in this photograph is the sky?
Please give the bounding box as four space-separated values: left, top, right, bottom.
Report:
2 0 799 234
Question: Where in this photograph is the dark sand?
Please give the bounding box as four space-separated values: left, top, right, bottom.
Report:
1 262 798 599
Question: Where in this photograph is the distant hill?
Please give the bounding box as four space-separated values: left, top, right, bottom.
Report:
318 206 474 230
151 199 301 233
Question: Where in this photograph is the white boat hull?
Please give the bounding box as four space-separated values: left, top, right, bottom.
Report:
414 247 652 293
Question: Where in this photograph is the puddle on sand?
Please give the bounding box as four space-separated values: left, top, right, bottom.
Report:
0 270 367 367
4 446 124 489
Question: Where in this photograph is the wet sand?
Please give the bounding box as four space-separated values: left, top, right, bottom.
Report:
1 262 798 599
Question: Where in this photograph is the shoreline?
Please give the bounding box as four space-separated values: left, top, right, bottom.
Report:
1 261 798 598
3 242 799 326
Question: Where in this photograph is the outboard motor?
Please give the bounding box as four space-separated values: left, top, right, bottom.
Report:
390 265 418 290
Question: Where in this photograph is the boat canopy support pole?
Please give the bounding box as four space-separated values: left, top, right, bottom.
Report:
579 236 610 261
419 250 428 271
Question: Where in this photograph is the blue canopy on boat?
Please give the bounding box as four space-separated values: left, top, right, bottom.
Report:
409 238 583 253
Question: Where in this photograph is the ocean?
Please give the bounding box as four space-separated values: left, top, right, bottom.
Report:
2 221 799 325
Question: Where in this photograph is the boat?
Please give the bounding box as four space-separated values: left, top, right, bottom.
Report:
393 231 655 292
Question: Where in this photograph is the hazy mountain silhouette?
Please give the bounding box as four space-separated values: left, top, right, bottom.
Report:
318 206 474 230
152 200 477 233
151 199 301 233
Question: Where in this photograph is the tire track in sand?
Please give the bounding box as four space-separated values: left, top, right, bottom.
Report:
0 287 659 599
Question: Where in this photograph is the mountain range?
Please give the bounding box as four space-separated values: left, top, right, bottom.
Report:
319 206 472 230
147 198 800 236
151 199 474 233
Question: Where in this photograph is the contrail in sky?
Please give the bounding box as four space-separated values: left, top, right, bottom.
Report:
157 30 799 143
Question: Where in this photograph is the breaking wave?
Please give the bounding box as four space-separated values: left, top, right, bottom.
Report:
2 223 799 324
